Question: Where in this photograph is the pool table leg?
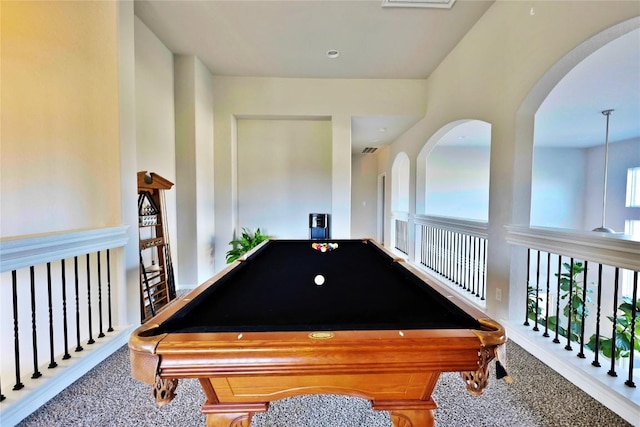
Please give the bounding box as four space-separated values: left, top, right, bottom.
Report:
388 409 435 427
201 402 268 427
204 411 250 427
374 399 437 427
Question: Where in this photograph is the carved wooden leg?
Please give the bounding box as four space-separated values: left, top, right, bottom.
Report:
461 345 495 395
153 375 178 406
389 409 435 427
373 399 437 427
205 412 251 427
202 402 268 427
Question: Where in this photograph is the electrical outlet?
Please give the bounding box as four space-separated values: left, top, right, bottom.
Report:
495 288 502 302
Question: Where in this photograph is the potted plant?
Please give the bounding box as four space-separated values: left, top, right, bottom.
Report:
587 296 640 360
226 228 271 263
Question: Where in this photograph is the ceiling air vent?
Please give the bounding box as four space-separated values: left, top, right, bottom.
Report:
362 147 378 154
381 0 456 8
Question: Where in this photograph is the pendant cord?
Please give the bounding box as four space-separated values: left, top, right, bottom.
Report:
599 109 614 231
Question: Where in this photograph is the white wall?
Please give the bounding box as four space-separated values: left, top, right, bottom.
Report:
425 146 490 221
1 1 121 237
419 141 636 231
531 147 586 229
134 16 180 285
530 140 640 233
237 119 332 239
351 153 379 239
135 16 176 178
119 1 143 325
585 138 640 232
391 152 410 213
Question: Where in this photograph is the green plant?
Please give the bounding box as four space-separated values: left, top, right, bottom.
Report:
226 228 271 263
527 283 543 323
587 296 640 360
546 261 592 342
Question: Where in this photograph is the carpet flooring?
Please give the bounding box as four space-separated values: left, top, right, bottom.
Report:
17 341 631 427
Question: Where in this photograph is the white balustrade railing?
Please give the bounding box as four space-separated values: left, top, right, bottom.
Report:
505 225 640 424
414 215 488 305
0 226 132 426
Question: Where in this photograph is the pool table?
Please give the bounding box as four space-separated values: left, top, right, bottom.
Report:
129 239 506 427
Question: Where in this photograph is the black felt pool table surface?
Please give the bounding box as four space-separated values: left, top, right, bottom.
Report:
157 239 481 333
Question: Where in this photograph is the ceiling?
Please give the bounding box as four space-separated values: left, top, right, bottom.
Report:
535 28 640 148
134 0 639 153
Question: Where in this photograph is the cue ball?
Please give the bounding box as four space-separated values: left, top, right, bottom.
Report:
314 274 325 286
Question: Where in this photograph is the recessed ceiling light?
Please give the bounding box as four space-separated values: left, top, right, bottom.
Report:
327 49 340 59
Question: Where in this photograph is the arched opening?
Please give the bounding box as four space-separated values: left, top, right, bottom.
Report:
513 17 640 231
416 120 491 221
412 120 492 305
391 152 410 214
390 152 410 254
508 19 640 412
531 28 640 232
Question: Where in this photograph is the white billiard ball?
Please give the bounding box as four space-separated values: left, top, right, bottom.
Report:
314 274 325 286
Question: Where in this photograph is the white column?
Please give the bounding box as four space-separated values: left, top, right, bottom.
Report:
117 0 140 325
331 115 352 238
174 55 216 287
